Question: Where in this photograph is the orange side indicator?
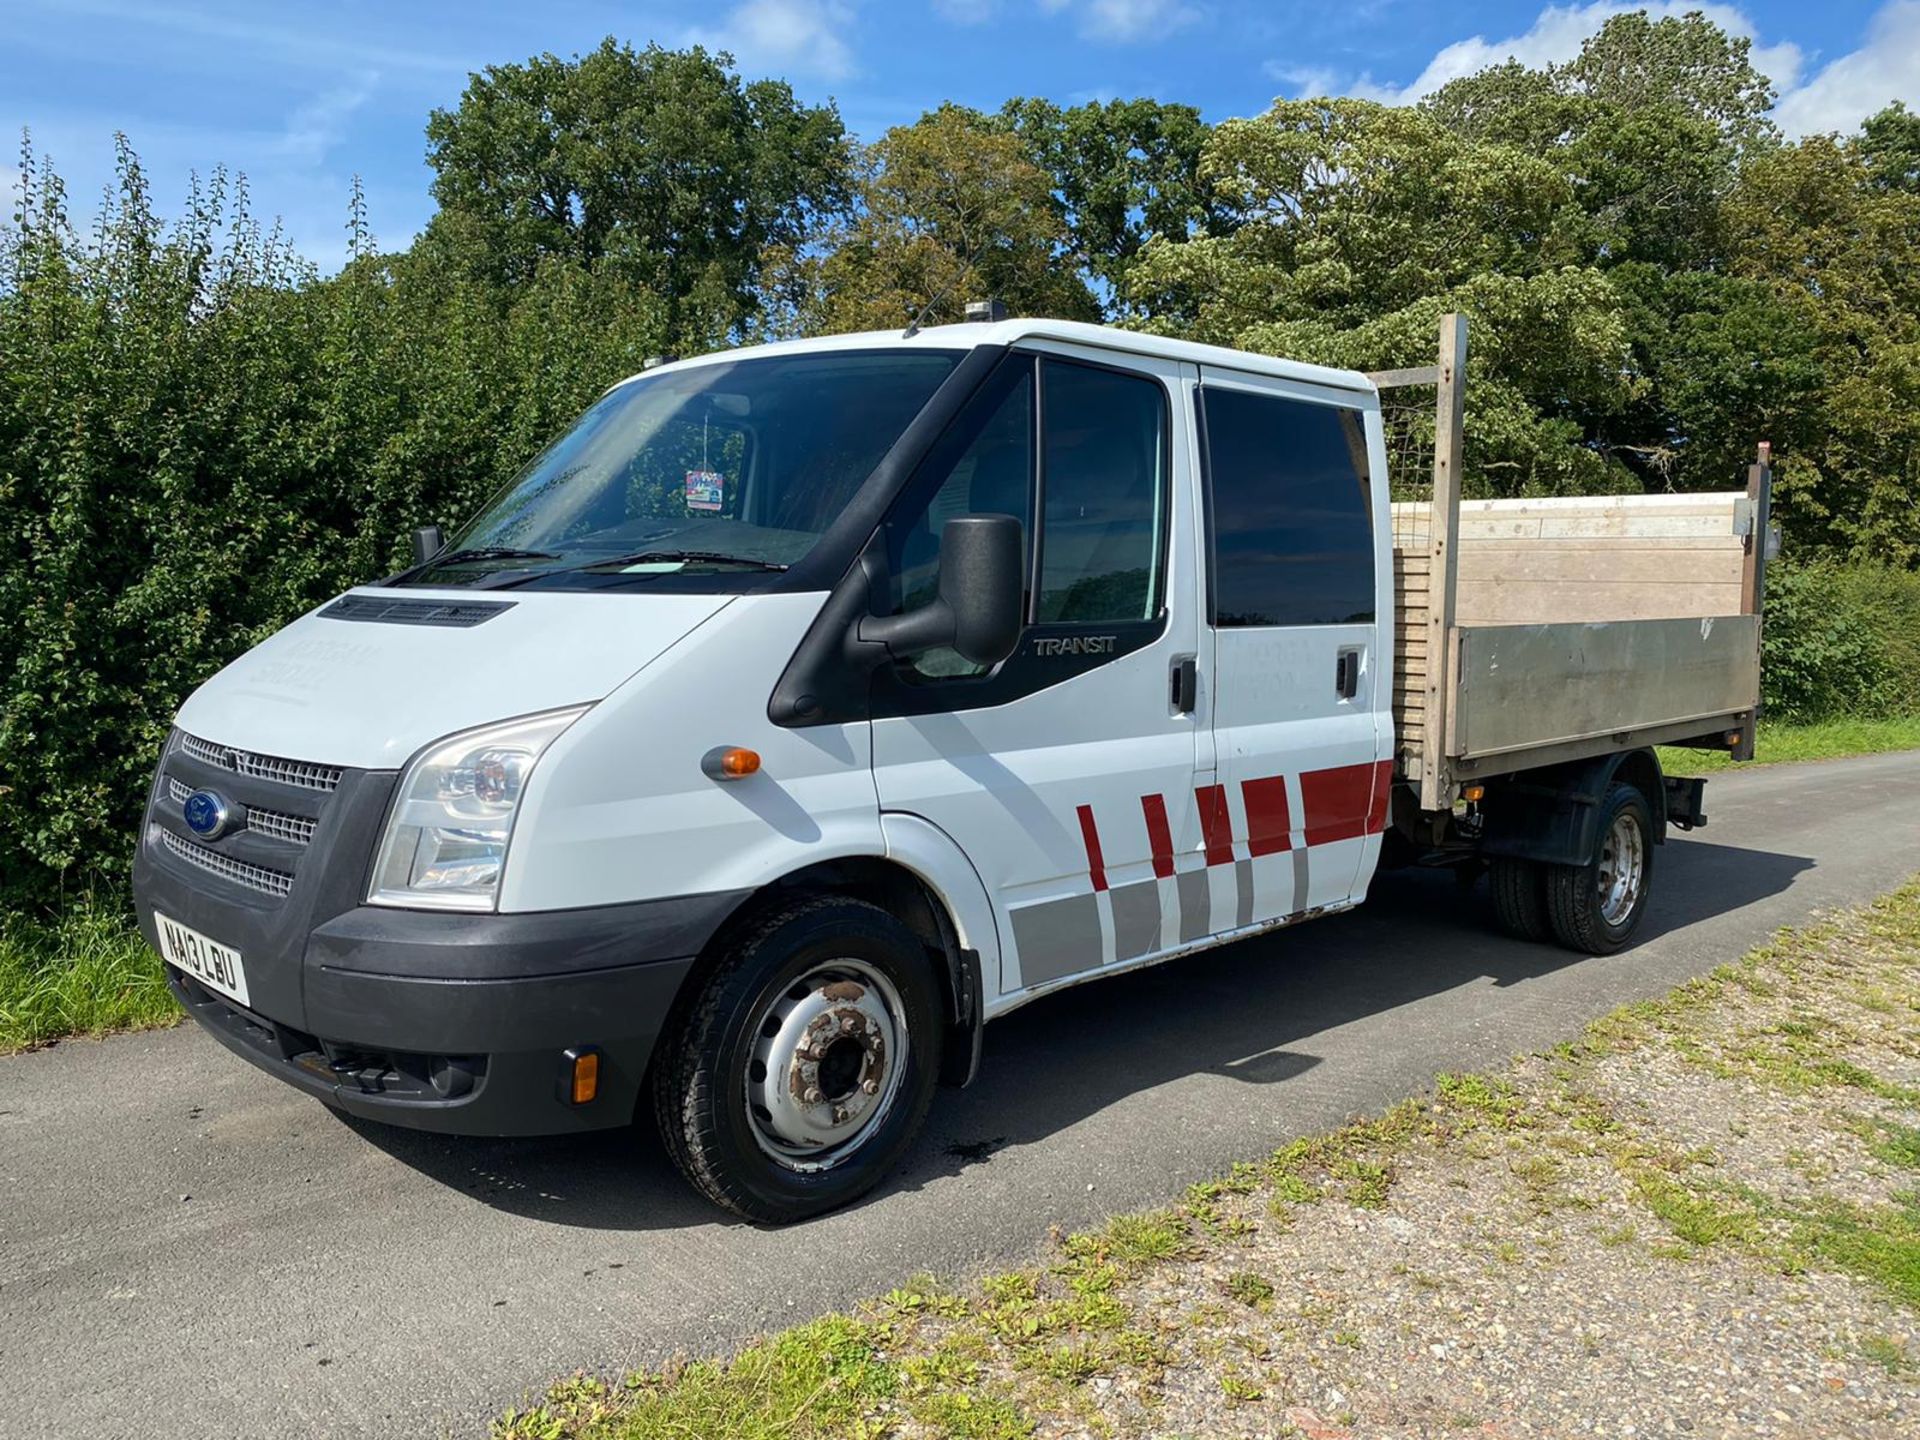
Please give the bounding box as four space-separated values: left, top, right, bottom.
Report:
702 746 761 780
570 1049 600 1105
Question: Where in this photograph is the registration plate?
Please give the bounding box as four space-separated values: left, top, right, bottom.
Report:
155 912 250 1007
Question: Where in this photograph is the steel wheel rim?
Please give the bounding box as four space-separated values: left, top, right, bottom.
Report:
1596 811 1645 927
745 959 909 1173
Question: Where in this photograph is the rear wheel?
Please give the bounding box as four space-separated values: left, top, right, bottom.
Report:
1545 782 1655 955
1488 856 1551 942
651 896 942 1224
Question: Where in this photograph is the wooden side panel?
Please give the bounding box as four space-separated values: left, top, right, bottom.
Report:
1388 493 1746 627
1392 546 1430 780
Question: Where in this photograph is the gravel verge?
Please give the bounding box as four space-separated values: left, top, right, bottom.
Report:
495 877 1920 1440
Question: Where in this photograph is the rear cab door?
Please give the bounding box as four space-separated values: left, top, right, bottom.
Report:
1196 366 1392 922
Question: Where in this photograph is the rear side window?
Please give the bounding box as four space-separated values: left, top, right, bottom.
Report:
1201 386 1374 627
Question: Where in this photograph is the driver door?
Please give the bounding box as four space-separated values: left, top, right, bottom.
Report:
869 344 1208 997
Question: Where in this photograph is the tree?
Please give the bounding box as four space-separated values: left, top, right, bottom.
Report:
998 97 1227 314
1127 100 1637 497
790 104 1099 335
1130 99 1581 335
1422 10 1779 273
1558 9 1777 152
1722 136 1920 563
1860 101 1920 192
424 40 849 344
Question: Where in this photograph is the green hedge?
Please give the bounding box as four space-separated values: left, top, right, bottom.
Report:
0 151 669 912
1762 558 1920 723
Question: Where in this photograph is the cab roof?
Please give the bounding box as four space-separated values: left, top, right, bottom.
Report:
611 318 1377 400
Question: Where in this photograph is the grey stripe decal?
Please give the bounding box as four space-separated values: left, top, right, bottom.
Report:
1011 892 1104 986
1235 859 1254 929
1291 847 1309 916
1176 868 1211 943
1109 879 1161 962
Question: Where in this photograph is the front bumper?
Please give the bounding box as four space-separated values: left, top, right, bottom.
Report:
133 734 746 1135
160 945 698 1136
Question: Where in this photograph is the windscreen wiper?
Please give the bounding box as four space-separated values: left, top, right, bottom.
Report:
428 546 562 566
585 550 790 572
483 548 791 590
391 545 564 587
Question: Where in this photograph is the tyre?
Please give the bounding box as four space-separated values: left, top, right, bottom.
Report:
651 896 943 1224
1544 781 1655 955
1488 856 1551 942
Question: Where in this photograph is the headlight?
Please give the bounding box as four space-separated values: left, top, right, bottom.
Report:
368 707 588 911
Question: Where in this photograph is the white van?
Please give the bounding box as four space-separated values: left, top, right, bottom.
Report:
133 317 1765 1221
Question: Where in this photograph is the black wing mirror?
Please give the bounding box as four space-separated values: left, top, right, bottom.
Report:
859 514 1023 666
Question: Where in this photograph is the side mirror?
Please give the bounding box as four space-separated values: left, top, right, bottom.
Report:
859 515 1024 667
412 525 446 566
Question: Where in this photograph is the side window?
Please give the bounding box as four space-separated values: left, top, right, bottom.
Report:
1038 360 1167 623
1201 387 1374 627
886 360 1036 679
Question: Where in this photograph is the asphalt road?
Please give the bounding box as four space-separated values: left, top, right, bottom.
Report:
4 751 1918 1439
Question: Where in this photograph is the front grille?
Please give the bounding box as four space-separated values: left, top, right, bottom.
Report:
158 829 295 898
165 777 317 846
246 807 319 846
178 732 343 793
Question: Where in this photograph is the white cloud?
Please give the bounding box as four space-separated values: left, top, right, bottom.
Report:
1321 2 1799 107
691 0 858 83
1264 61 1340 99
1043 0 1198 44
1300 0 1918 138
275 73 377 166
1773 0 1920 135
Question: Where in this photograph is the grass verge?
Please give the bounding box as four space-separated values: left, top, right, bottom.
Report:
1659 713 1920 776
0 901 176 1053
494 878 1920 1439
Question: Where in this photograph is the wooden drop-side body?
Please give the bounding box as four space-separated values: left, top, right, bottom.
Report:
1378 318 1771 819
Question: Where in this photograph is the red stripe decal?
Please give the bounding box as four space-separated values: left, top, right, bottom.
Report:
1141 793 1175 879
1196 783 1234 867
1077 804 1108 892
1300 762 1381 847
1366 759 1394 835
1241 775 1292 857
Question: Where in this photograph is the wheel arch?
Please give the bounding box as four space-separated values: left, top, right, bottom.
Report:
673 848 989 1092
1478 747 1667 869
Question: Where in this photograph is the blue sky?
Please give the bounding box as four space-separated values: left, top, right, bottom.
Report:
3 1 1913 268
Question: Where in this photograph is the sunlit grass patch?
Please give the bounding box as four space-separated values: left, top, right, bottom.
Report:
0 900 177 1053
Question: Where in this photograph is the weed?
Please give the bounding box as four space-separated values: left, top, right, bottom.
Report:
1224 1271 1274 1308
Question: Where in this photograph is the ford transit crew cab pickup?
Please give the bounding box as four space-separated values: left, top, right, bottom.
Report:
132 315 1768 1221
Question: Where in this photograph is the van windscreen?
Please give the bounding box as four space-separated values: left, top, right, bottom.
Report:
410 350 961 588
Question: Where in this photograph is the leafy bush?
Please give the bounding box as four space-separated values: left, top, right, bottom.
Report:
0 143 669 912
1762 558 1920 722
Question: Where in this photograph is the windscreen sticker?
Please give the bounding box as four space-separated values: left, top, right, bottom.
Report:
685 470 725 512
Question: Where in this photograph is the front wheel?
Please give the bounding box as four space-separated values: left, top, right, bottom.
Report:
651 896 943 1224
1545 781 1655 954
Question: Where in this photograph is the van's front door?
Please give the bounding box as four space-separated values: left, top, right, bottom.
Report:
869 344 1205 998
1197 369 1390 921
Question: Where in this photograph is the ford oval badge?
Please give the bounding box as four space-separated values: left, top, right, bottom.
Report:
183 789 234 840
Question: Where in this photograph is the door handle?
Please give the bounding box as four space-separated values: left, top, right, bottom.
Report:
1171 655 1197 714
1335 649 1360 699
